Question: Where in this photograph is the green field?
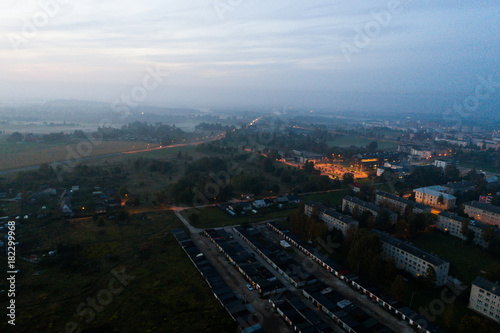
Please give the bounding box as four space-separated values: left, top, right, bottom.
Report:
301 189 349 207
411 231 499 284
328 135 399 150
460 162 500 175
0 137 65 154
2 212 235 333
183 206 295 229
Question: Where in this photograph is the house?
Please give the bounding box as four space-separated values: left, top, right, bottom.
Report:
464 201 500 227
469 277 500 323
350 183 363 193
286 195 301 205
95 203 107 214
105 198 121 207
372 229 450 286
413 186 456 210
410 147 432 159
61 202 74 218
264 199 274 207
376 166 388 177
253 200 268 209
486 176 500 190
239 202 252 211
434 160 456 169
275 197 289 205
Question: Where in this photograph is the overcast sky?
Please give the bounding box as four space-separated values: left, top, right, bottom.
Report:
0 0 499 112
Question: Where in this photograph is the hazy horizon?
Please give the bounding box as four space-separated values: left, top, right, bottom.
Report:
1 1 499 112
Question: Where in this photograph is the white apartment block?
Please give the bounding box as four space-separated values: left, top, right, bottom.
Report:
305 202 358 236
434 160 456 169
469 277 500 323
437 212 491 248
464 201 500 228
375 190 431 215
342 196 398 224
372 230 450 286
413 186 457 210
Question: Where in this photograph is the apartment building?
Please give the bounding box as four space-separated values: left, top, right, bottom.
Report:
371 229 450 286
464 201 500 227
437 211 491 248
413 186 457 210
342 196 398 224
304 202 358 236
469 277 500 323
375 190 431 215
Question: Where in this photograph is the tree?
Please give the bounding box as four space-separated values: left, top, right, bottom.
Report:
425 265 437 287
342 172 354 185
385 257 397 281
119 186 129 198
437 194 444 205
155 190 167 205
442 303 457 332
347 230 381 277
344 224 357 247
444 164 460 181
351 204 360 219
7 132 23 142
367 141 378 151
303 161 315 174
96 216 106 227
459 315 494 333
390 275 406 301
461 218 470 238
368 255 384 283
483 227 495 244
375 208 391 230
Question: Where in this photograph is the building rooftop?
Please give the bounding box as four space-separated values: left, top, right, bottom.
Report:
465 201 500 215
375 190 429 211
443 181 475 190
323 208 358 225
343 196 383 213
371 229 449 267
472 277 500 297
413 187 456 201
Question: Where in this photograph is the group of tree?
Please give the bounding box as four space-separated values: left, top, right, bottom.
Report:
288 203 329 244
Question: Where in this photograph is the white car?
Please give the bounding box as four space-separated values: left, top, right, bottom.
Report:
246 284 253 291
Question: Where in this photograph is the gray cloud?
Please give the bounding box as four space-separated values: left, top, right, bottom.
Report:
0 0 498 111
